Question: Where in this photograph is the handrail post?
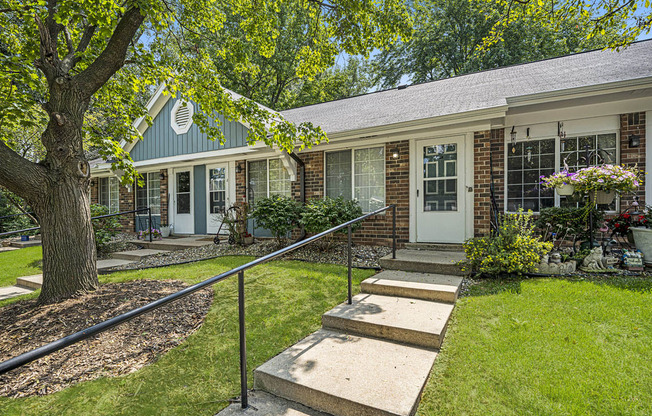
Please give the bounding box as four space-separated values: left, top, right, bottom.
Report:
392 204 397 259
148 207 153 242
238 270 248 409
347 224 352 305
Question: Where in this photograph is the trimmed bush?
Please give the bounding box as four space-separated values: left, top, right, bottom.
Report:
300 197 363 247
250 195 302 246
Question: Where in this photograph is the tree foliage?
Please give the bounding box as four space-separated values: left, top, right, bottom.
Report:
372 0 628 88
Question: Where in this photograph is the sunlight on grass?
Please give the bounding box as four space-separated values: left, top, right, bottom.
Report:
0 246 42 287
418 278 652 416
0 256 375 416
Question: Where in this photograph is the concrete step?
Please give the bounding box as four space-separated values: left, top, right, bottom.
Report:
254 329 437 416
16 274 43 290
0 285 34 301
216 391 330 416
138 237 214 251
322 294 454 349
112 248 169 261
0 246 20 253
379 249 466 276
9 240 42 248
404 242 464 252
97 258 134 271
361 270 462 303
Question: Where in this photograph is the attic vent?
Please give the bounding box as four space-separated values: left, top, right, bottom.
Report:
171 100 194 135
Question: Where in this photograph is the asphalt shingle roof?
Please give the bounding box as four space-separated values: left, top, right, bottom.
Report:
281 40 652 135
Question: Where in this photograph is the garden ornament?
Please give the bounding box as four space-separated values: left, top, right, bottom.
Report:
581 247 605 270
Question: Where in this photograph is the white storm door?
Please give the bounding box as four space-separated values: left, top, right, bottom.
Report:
416 137 466 243
206 164 229 234
173 168 194 234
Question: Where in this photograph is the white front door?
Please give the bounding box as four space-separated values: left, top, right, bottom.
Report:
206 164 229 234
416 137 466 243
172 168 194 234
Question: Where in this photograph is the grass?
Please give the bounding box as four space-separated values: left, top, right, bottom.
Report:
0 256 376 416
0 246 42 287
417 275 652 416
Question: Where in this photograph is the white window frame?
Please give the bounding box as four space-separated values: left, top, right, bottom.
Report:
98 176 120 214
246 158 292 203
136 171 162 217
504 130 620 214
324 146 387 213
170 100 194 135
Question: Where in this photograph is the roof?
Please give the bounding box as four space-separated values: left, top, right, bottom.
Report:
280 40 652 135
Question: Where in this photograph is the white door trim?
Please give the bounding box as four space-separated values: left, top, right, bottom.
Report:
206 163 230 235
172 167 194 234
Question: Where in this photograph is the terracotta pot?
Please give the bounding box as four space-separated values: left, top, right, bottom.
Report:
556 184 575 196
631 227 652 264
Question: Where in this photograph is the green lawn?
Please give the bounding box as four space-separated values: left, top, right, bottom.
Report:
0 256 375 416
418 276 652 416
0 246 42 287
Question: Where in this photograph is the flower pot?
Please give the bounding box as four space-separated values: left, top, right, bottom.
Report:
631 227 652 264
20 235 29 241
589 190 615 205
243 236 254 245
161 226 171 238
556 184 575 196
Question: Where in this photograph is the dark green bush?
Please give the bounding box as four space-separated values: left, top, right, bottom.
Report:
536 206 604 241
250 195 302 246
90 204 120 252
300 197 363 237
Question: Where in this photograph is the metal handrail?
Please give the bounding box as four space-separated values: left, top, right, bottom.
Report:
0 204 398 410
0 212 35 220
0 207 154 242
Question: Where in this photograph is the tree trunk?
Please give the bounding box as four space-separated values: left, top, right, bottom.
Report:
34 177 98 303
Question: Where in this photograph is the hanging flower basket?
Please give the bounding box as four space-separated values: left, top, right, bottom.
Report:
556 184 575 196
589 190 616 205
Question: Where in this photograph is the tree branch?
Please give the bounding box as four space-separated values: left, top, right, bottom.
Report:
74 7 145 97
0 140 48 201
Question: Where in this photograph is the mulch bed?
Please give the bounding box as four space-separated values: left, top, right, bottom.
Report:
0 279 213 398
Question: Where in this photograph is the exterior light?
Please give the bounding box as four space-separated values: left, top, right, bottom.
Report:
629 134 640 148
235 164 243 174
392 147 400 159
510 126 517 154
159 171 166 180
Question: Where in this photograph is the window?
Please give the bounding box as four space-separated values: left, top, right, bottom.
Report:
99 177 119 213
248 159 291 204
136 172 161 215
170 100 194 135
506 133 619 212
209 167 226 214
326 146 385 213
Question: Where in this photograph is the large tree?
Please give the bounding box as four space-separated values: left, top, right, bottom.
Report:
0 0 411 303
372 0 629 88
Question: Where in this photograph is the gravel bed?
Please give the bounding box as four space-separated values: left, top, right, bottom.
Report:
107 239 391 272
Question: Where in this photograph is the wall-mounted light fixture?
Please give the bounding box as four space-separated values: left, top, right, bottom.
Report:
391 147 400 159
159 171 167 180
235 163 243 174
629 134 640 148
526 127 530 140
510 126 517 153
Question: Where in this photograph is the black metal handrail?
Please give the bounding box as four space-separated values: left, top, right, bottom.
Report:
0 204 398 410
0 212 35 220
0 207 154 242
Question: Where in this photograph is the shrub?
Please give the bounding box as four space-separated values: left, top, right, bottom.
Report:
90 204 120 253
250 195 302 246
464 209 553 276
536 206 604 241
300 197 363 247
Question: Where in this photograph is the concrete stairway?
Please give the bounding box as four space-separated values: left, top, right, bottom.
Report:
137 236 214 251
112 248 169 261
216 266 464 416
379 249 467 276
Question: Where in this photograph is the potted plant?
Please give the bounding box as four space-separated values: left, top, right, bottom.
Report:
540 170 576 196
242 232 254 245
571 164 640 205
138 228 163 240
160 223 171 238
627 206 652 264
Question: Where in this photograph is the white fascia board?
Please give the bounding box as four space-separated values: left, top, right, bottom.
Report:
506 77 652 108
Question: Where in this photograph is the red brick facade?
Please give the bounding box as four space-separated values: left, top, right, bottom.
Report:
473 128 505 237
620 112 646 209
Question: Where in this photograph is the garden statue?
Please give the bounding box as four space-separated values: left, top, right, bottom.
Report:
537 253 577 275
581 247 606 270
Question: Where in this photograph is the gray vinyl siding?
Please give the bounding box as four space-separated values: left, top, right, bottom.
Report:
130 98 250 162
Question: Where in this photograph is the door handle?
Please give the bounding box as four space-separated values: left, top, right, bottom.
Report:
417 189 419 197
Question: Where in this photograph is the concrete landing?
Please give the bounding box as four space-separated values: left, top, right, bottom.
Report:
112 248 169 261
16 274 42 290
9 240 41 248
0 246 20 253
0 285 34 300
217 391 330 416
138 237 214 251
379 249 466 276
361 270 462 303
97 258 134 271
404 243 464 252
322 293 454 349
254 329 437 416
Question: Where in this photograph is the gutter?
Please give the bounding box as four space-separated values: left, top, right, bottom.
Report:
288 152 307 242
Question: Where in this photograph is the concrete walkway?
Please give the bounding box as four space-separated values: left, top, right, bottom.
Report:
219 249 466 416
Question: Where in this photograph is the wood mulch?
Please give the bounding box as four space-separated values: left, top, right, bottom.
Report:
0 279 213 398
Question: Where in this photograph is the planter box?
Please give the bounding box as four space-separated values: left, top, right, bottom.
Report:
631 227 652 264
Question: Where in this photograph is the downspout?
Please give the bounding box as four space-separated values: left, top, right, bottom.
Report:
288 152 306 242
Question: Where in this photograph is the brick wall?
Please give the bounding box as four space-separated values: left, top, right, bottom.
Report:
160 169 169 225
235 160 247 205
473 128 505 237
620 112 646 210
90 179 99 204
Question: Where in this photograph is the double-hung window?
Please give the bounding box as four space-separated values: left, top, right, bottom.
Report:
248 159 291 204
325 146 385 213
99 177 120 213
506 132 619 212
